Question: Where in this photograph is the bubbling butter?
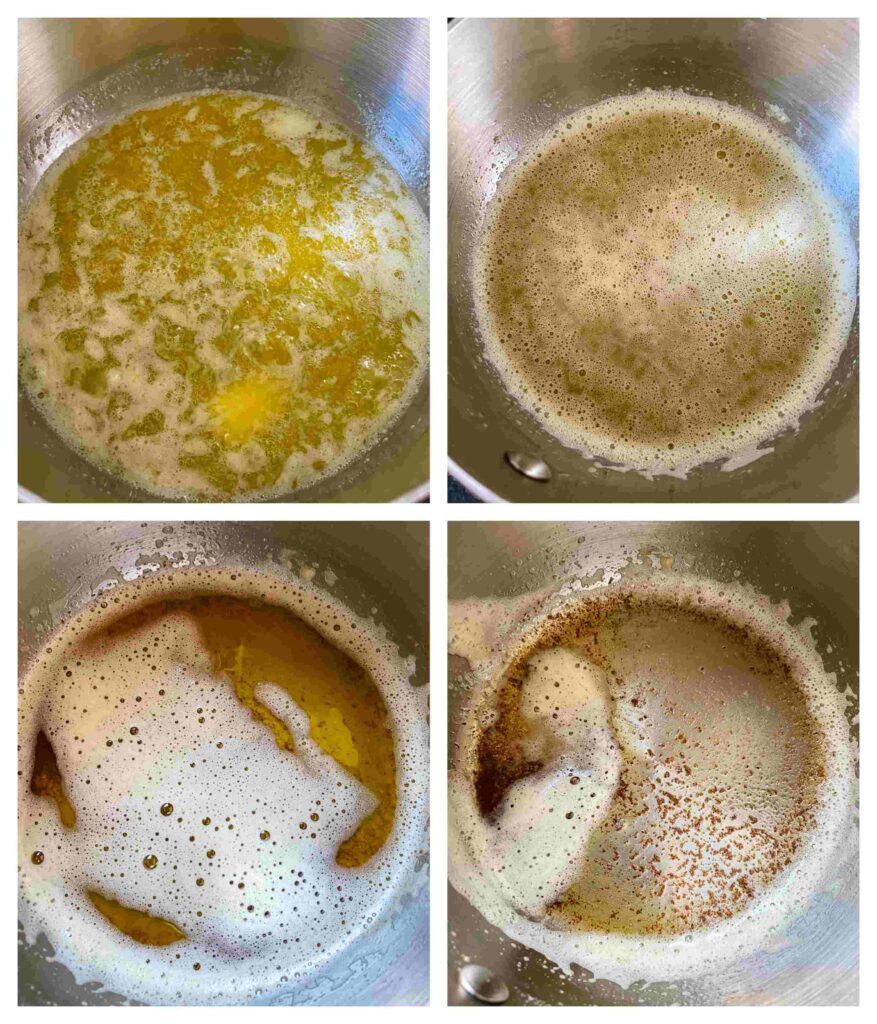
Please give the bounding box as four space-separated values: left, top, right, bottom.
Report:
473 90 857 476
449 574 857 989
20 92 428 500
19 566 428 1005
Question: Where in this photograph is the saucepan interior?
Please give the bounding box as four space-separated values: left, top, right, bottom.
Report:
19 520 429 1005
448 18 858 502
448 521 858 1005
19 18 429 503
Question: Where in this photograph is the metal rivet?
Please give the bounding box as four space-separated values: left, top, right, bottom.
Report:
460 964 510 1004
505 451 552 481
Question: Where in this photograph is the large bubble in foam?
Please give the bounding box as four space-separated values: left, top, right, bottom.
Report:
19 566 428 1005
473 90 857 476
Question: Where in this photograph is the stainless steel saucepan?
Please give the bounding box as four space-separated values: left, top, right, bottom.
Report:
19 18 429 503
448 19 858 502
448 521 858 1005
19 520 429 1005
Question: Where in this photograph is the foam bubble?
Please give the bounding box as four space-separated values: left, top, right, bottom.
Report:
19 566 428 1005
472 90 857 476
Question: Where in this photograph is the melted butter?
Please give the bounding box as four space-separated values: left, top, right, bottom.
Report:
472 591 825 937
209 374 291 445
89 594 396 869
20 92 428 499
474 90 855 476
30 730 77 829
87 891 186 947
19 566 428 1005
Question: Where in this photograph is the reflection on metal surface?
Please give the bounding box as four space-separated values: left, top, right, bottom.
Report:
505 451 552 482
459 964 510 1005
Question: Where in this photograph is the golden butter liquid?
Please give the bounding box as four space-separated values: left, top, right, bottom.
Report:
20 93 428 499
474 90 856 475
86 890 187 948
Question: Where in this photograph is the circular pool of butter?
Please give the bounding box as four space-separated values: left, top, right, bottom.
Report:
19 566 428 1004
20 92 428 500
449 574 856 989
